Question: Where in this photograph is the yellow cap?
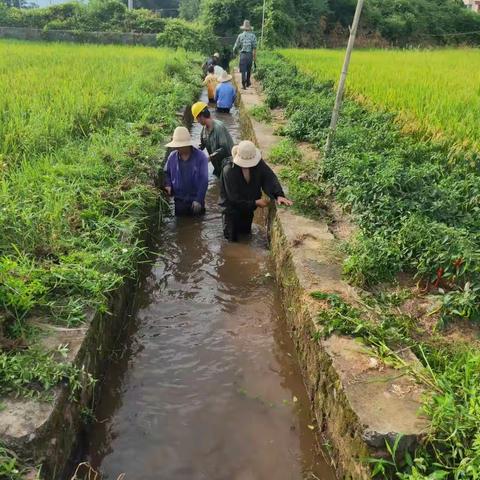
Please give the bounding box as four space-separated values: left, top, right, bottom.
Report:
191 101 208 121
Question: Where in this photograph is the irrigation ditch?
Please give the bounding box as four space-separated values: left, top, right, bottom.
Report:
2 73 429 480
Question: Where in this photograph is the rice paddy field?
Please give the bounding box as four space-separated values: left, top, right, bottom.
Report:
0 40 198 401
279 48 480 151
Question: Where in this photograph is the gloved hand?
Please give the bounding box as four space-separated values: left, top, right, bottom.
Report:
192 201 203 214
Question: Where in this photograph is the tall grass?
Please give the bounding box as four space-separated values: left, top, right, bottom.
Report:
0 40 199 396
279 48 480 152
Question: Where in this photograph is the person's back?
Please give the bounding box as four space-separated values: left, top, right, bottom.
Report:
216 82 236 112
214 64 224 78
203 66 218 103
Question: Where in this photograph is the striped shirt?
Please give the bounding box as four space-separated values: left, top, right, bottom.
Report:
233 31 257 53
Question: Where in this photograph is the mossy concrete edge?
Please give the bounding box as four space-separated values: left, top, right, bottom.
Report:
234 72 429 479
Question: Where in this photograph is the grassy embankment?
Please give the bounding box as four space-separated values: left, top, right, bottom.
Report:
0 41 198 406
255 50 480 479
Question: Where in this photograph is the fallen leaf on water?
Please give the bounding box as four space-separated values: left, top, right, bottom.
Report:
307 424 315 430
293 396 298 403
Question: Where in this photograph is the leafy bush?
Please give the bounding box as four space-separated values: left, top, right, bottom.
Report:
156 18 217 53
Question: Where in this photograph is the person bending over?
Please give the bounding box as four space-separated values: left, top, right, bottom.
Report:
191 102 234 177
215 71 236 114
220 140 292 241
164 127 209 216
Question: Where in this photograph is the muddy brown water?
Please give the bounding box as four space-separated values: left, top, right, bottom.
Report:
83 92 337 480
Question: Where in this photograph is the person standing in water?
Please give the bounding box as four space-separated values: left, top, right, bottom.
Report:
164 127 209 216
192 102 234 177
233 20 257 90
203 65 218 104
215 71 236 114
220 141 292 241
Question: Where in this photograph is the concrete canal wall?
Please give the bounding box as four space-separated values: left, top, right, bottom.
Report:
235 71 430 479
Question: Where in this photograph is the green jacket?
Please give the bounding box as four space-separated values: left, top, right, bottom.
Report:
200 119 234 170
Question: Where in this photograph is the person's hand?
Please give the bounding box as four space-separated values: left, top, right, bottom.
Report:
255 198 270 208
165 186 172 196
192 201 203 214
276 196 293 206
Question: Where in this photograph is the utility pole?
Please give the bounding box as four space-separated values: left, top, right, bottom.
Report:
260 0 266 48
127 0 133 10
324 0 365 157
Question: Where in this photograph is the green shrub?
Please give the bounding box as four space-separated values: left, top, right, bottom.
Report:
249 104 273 123
268 138 302 165
156 19 217 54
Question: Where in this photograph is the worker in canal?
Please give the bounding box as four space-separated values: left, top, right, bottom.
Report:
233 20 257 90
164 126 209 216
220 140 293 241
202 52 220 75
191 101 234 177
215 71 236 114
203 65 218 104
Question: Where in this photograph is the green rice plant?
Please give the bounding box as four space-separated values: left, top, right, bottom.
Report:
279 48 480 153
0 40 200 399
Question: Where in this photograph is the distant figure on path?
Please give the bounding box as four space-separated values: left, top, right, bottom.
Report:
203 65 218 103
215 71 236 114
191 102 234 177
220 141 292 241
233 20 257 90
164 127 209 216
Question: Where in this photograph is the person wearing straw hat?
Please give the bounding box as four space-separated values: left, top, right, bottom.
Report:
233 20 257 90
220 140 292 241
164 126 209 217
202 51 221 76
215 70 236 114
191 102 234 177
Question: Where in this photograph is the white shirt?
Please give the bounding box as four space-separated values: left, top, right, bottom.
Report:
214 65 224 79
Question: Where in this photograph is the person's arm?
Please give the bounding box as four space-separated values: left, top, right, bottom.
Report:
195 152 209 204
163 154 173 195
215 84 220 103
233 34 241 54
252 34 258 61
260 161 285 199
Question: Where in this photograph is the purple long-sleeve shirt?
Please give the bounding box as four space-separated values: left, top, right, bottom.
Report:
164 147 209 205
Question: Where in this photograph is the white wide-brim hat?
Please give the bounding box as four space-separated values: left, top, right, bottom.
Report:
165 126 195 148
240 20 253 30
218 71 233 83
232 141 261 168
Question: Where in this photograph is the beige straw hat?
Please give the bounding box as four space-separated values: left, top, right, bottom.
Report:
213 52 220 58
240 20 253 31
218 70 233 83
165 126 195 148
232 141 261 168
